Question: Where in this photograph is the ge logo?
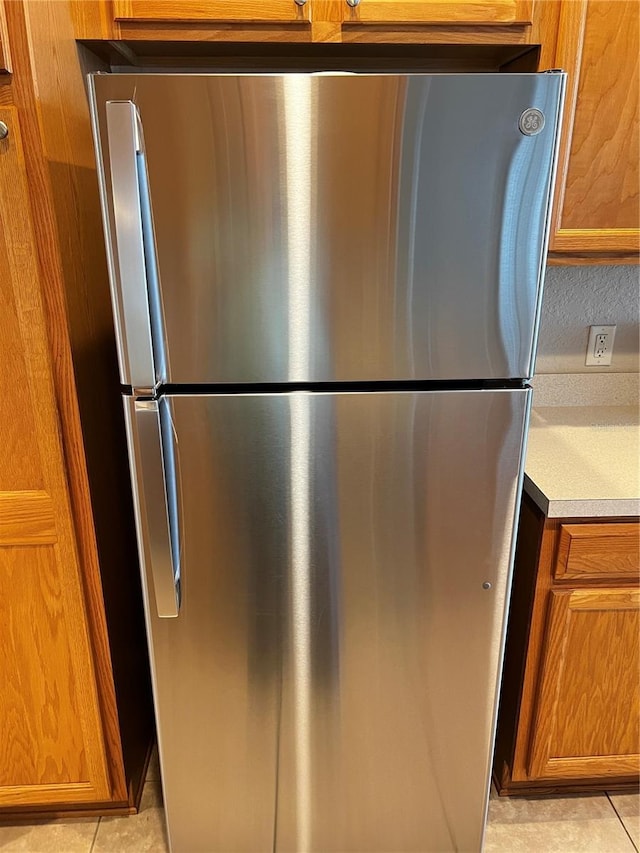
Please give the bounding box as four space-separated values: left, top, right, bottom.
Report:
519 108 545 136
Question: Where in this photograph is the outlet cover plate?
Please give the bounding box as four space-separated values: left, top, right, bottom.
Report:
585 325 616 366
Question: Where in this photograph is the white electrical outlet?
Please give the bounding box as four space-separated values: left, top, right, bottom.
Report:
585 325 616 366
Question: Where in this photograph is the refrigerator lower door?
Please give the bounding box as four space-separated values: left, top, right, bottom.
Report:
124 388 530 853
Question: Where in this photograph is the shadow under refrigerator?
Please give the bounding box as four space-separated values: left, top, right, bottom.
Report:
89 71 564 853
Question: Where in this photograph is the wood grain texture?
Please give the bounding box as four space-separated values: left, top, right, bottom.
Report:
527 0 560 73
116 21 313 40
555 522 640 580
73 0 537 41
342 0 532 24
71 0 117 38
545 0 585 245
0 492 56 546
114 0 310 22
2 1 129 810
551 230 640 253
528 587 640 779
0 547 90 791
14 0 156 810
0 1 11 73
509 515 562 783
547 251 640 265
547 0 640 254
0 104 110 806
340 22 529 42
562 1 639 231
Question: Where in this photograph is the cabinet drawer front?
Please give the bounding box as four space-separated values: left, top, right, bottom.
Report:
343 0 532 25
113 0 310 23
555 522 640 581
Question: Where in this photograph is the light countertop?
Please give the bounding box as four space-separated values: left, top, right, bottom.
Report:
524 405 640 518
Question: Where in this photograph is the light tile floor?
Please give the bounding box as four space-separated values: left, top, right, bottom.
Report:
1 753 637 853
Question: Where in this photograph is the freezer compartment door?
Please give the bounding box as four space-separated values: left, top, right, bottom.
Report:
125 388 529 853
91 73 563 384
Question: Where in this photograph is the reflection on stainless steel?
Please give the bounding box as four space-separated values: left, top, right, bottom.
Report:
283 75 313 383
282 74 314 850
124 389 528 853
90 74 563 384
289 393 312 852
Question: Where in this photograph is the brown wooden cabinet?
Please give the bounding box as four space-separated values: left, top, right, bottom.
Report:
544 0 640 258
0 0 153 820
494 494 640 795
341 0 532 25
0 106 113 808
113 0 310 23
73 0 537 44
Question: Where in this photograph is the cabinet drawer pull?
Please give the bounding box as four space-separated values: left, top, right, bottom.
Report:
0 121 8 140
346 0 361 6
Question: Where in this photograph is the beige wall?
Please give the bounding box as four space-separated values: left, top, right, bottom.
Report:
535 265 640 374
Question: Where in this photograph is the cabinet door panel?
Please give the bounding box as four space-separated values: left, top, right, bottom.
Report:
0 107 111 807
342 0 532 24
528 588 640 780
549 0 640 253
113 0 310 23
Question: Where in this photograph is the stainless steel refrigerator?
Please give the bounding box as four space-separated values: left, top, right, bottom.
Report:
89 71 564 853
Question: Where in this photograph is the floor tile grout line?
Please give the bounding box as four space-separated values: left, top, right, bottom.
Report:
89 815 101 853
606 792 639 852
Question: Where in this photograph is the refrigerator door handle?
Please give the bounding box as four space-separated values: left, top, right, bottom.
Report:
134 399 181 618
106 100 158 393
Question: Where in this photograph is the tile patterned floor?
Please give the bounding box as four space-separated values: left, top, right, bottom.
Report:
0 755 637 853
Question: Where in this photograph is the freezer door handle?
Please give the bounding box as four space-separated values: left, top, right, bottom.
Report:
134 399 181 618
106 100 158 392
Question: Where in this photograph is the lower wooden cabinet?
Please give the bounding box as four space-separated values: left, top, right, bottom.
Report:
0 0 153 819
494 495 640 794
0 107 112 808
528 587 639 781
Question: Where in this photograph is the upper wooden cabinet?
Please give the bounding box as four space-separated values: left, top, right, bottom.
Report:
113 0 310 23
73 0 535 41
341 0 532 25
545 0 639 256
